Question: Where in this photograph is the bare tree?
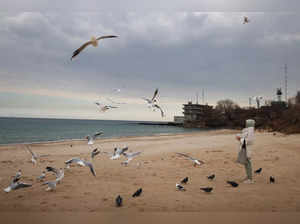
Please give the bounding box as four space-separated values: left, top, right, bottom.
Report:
296 91 300 104
215 99 240 113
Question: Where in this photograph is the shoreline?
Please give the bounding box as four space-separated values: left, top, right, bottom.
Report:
0 128 227 148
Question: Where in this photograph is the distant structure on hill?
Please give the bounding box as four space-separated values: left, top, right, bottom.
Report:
182 88 288 129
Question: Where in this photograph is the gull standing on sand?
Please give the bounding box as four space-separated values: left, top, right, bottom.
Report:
42 180 58 191
176 153 205 167
110 146 128 160
71 35 118 60
121 151 142 166
86 132 103 145
65 158 96 177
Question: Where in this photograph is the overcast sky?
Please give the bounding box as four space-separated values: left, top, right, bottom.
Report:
0 2 300 121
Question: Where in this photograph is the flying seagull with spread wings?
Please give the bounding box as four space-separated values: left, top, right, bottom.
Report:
110 146 129 160
64 158 96 177
71 35 118 60
86 131 103 145
176 152 205 167
142 88 159 106
95 102 118 112
121 151 142 166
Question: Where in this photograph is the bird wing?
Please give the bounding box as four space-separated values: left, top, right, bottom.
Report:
126 151 141 158
176 152 194 160
120 146 129 155
84 161 96 177
151 88 159 101
71 41 92 60
26 146 37 159
46 166 59 176
96 35 118 40
93 132 103 139
15 182 32 189
154 104 165 117
65 158 81 164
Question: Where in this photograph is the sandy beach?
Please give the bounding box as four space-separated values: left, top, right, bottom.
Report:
0 129 300 213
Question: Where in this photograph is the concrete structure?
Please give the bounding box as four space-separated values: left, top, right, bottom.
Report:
183 101 214 127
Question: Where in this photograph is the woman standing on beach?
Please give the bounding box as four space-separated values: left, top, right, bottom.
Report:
236 120 255 184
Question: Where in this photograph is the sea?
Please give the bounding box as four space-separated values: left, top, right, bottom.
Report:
0 117 200 145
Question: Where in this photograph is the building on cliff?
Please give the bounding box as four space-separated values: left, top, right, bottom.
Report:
183 101 214 128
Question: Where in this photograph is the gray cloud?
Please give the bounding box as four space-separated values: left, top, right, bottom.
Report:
0 12 300 120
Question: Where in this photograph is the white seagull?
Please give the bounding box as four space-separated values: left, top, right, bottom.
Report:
110 146 128 160
64 158 96 177
121 151 142 166
4 177 32 193
86 131 103 145
95 102 118 112
142 88 159 107
46 166 64 183
71 35 118 60
176 153 205 167
26 146 38 165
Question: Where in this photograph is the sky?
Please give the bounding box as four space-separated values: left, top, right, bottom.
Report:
0 1 300 121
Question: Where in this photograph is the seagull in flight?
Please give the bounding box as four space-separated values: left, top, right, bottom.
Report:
71 35 118 60
46 167 64 183
64 158 96 177
91 148 101 159
26 146 38 165
142 88 159 107
4 181 32 193
176 153 205 167
95 102 118 112
110 146 128 160
243 16 250 24
121 151 142 166
86 131 103 145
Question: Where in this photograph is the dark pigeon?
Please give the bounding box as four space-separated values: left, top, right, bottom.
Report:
255 168 262 174
227 181 239 187
181 177 188 184
132 188 142 197
115 195 123 207
200 187 213 193
207 174 215 180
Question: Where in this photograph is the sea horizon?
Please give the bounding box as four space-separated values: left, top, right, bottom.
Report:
0 117 199 145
